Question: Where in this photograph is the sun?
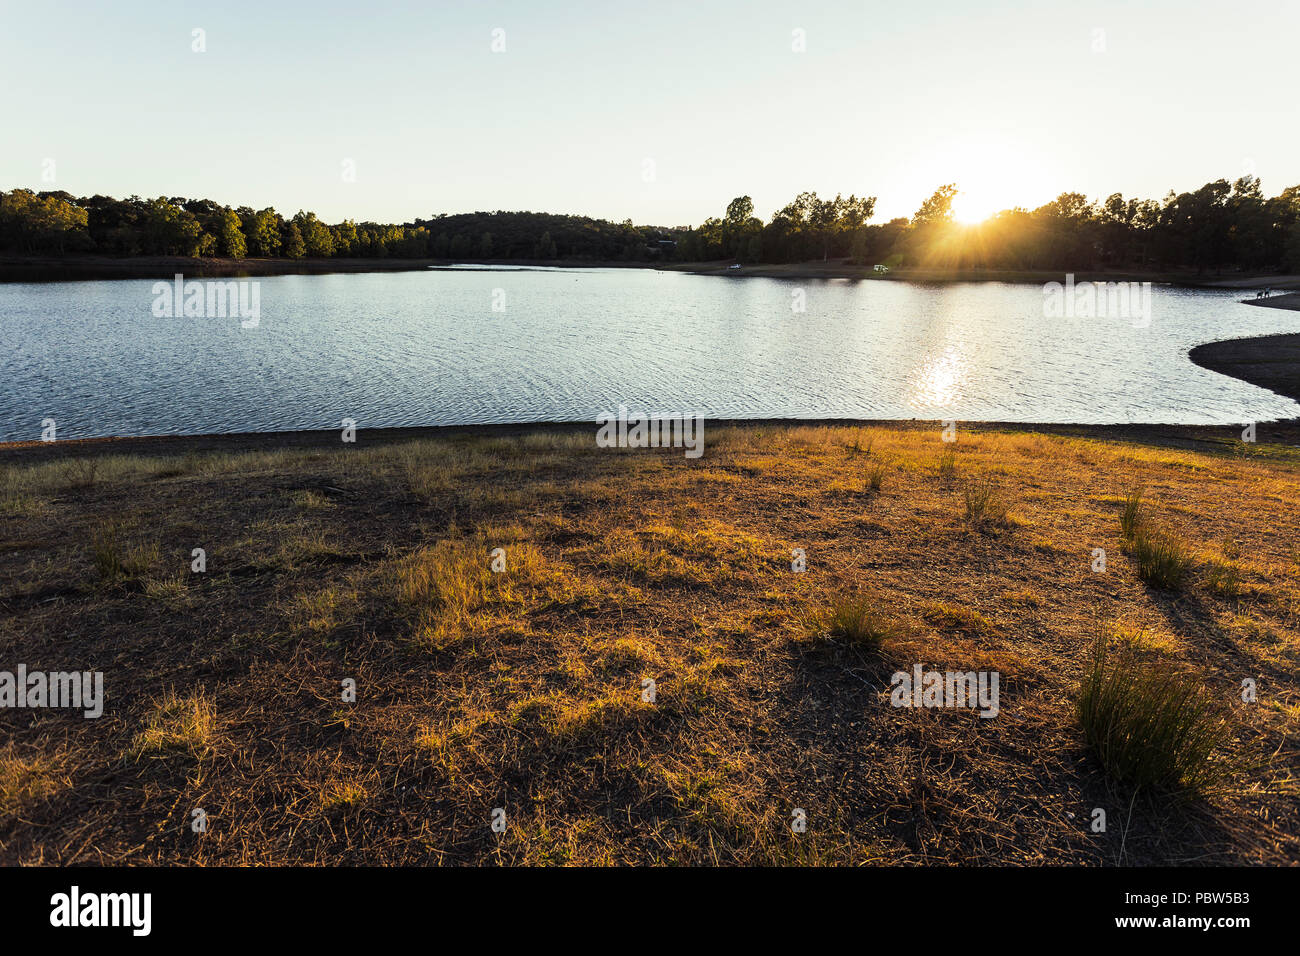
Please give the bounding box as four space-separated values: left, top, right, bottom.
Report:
939 140 1054 224
951 188 1008 225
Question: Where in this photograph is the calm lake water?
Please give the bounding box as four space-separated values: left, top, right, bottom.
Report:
2 267 1298 442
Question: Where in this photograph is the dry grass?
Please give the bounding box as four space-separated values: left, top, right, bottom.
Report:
963 478 1013 529
1120 487 1144 540
936 449 957 478
1 421 1298 865
0 750 65 821
91 523 159 585
865 459 889 493
128 691 216 760
819 595 896 649
1204 558 1245 599
1077 636 1233 794
393 539 494 650
1128 527 1194 590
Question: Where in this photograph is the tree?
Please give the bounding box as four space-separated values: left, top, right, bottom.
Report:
282 222 305 259
1161 179 1233 274
392 226 428 257
1285 221 1300 273
905 185 962 267
293 211 335 257
245 208 282 257
533 230 556 258
137 198 206 256
0 189 92 254
723 195 754 256
850 227 869 265
761 191 875 261
449 233 472 258
726 196 754 222
768 192 820 260
1228 176 1273 270
333 220 358 257
9 178 1300 274
912 184 958 227
215 208 246 258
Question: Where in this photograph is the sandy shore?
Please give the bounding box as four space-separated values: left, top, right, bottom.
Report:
1191 332 1300 404
1241 291 1300 311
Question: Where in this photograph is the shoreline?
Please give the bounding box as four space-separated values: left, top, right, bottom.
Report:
1190 330 1300 405
1240 290 1300 311
0 254 442 282
4 416 1298 463
5 253 1300 290
0 255 658 283
671 262 1300 288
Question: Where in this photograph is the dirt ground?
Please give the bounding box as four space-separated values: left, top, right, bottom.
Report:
1 420 1297 865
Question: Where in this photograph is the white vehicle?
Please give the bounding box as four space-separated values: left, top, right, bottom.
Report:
873 264 890 274
728 263 742 270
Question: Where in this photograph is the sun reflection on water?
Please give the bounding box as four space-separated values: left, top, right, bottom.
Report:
908 346 968 410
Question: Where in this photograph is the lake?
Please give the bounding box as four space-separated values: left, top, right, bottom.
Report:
2 267 1298 442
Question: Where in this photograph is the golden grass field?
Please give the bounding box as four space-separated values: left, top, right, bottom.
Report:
1 422 1297 865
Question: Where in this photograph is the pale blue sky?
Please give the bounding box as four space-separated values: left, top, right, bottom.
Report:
2 0 1296 227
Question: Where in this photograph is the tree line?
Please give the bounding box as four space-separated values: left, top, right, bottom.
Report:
686 176 1300 274
0 191 686 262
2 175 1298 274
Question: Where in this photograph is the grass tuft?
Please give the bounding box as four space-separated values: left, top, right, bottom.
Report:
128 691 215 759
963 479 1011 528
91 524 158 585
846 430 874 458
1129 527 1193 590
320 781 369 813
1120 487 1145 540
865 459 888 493
1077 636 1231 794
822 596 895 649
1204 559 1244 599
936 449 957 479
0 751 63 818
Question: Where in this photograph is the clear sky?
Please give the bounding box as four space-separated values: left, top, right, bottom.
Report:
2 0 1297 227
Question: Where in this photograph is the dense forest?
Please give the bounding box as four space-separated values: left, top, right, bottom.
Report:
2 174 1298 275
